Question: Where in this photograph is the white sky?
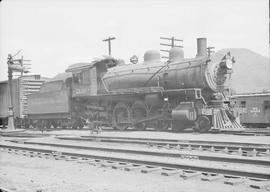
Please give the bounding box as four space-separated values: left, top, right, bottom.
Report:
0 0 269 80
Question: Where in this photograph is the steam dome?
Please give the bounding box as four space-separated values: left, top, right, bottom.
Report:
144 50 161 64
169 47 184 62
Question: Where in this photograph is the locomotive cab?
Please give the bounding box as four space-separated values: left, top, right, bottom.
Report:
66 57 119 97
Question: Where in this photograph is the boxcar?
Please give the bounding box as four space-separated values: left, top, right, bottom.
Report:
231 92 270 127
0 79 20 128
0 75 45 128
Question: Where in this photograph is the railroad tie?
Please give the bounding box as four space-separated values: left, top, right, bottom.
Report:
209 146 215 152
124 164 145 171
65 156 79 161
165 144 170 149
112 162 132 169
25 151 38 157
235 148 243 156
246 149 257 157
201 173 223 181
54 155 67 160
91 159 104 166
100 160 118 168
77 157 92 164
7 149 14 154
85 159 101 166
13 149 22 155
42 153 52 159
17 140 25 144
21 150 29 156
248 178 270 190
262 149 270 157
141 166 162 173
37 152 44 158
180 170 201 180
224 175 244 186
187 145 192 151
222 147 229 154
161 169 182 176
52 151 63 160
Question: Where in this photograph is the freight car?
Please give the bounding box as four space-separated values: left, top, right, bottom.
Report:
27 38 243 132
0 75 46 128
231 92 270 128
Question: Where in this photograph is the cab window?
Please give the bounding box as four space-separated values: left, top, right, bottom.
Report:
240 101 246 108
264 100 270 110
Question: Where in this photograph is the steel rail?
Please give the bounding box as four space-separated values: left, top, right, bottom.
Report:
9 140 270 166
80 135 270 146
1 143 269 180
58 136 270 152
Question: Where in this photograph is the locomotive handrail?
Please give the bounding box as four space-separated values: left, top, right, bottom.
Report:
106 57 206 75
143 64 169 87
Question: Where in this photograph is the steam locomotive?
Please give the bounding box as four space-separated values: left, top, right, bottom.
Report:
27 38 242 132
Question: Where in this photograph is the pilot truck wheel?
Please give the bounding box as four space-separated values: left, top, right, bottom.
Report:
194 116 211 133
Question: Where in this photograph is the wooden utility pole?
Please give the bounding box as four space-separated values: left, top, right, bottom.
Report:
103 37 116 56
207 47 215 57
160 36 183 59
6 53 30 130
7 54 15 130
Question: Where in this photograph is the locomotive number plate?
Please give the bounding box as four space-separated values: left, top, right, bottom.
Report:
201 108 212 115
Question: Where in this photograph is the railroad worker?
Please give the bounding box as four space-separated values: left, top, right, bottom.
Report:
90 111 102 134
86 117 94 133
39 121 45 133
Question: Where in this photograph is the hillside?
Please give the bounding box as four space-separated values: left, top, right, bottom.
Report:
213 48 270 93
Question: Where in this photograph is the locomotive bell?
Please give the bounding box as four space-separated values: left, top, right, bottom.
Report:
169 47 184 62
143 50 161 64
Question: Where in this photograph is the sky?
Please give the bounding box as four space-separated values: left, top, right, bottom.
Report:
0 0 269 81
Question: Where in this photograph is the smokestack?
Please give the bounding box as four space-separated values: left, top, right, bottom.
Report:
196 38 207 57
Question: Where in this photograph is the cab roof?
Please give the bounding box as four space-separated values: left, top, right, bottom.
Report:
65 57 118 73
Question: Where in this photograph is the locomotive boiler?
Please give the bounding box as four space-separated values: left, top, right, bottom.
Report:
103 38 231 93
27 38 242 132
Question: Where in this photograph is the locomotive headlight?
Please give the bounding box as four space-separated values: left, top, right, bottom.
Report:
225 59 233 69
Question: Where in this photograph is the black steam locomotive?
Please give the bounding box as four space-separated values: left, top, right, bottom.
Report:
27 38 242 132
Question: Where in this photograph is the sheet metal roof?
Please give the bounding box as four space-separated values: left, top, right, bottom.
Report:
47 72 72 82
65 56 118 73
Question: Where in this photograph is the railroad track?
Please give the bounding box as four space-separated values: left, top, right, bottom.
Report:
1 140 270 190
5 139 270 166
1 140 270 178
2 127 270 136
56 135 270 158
